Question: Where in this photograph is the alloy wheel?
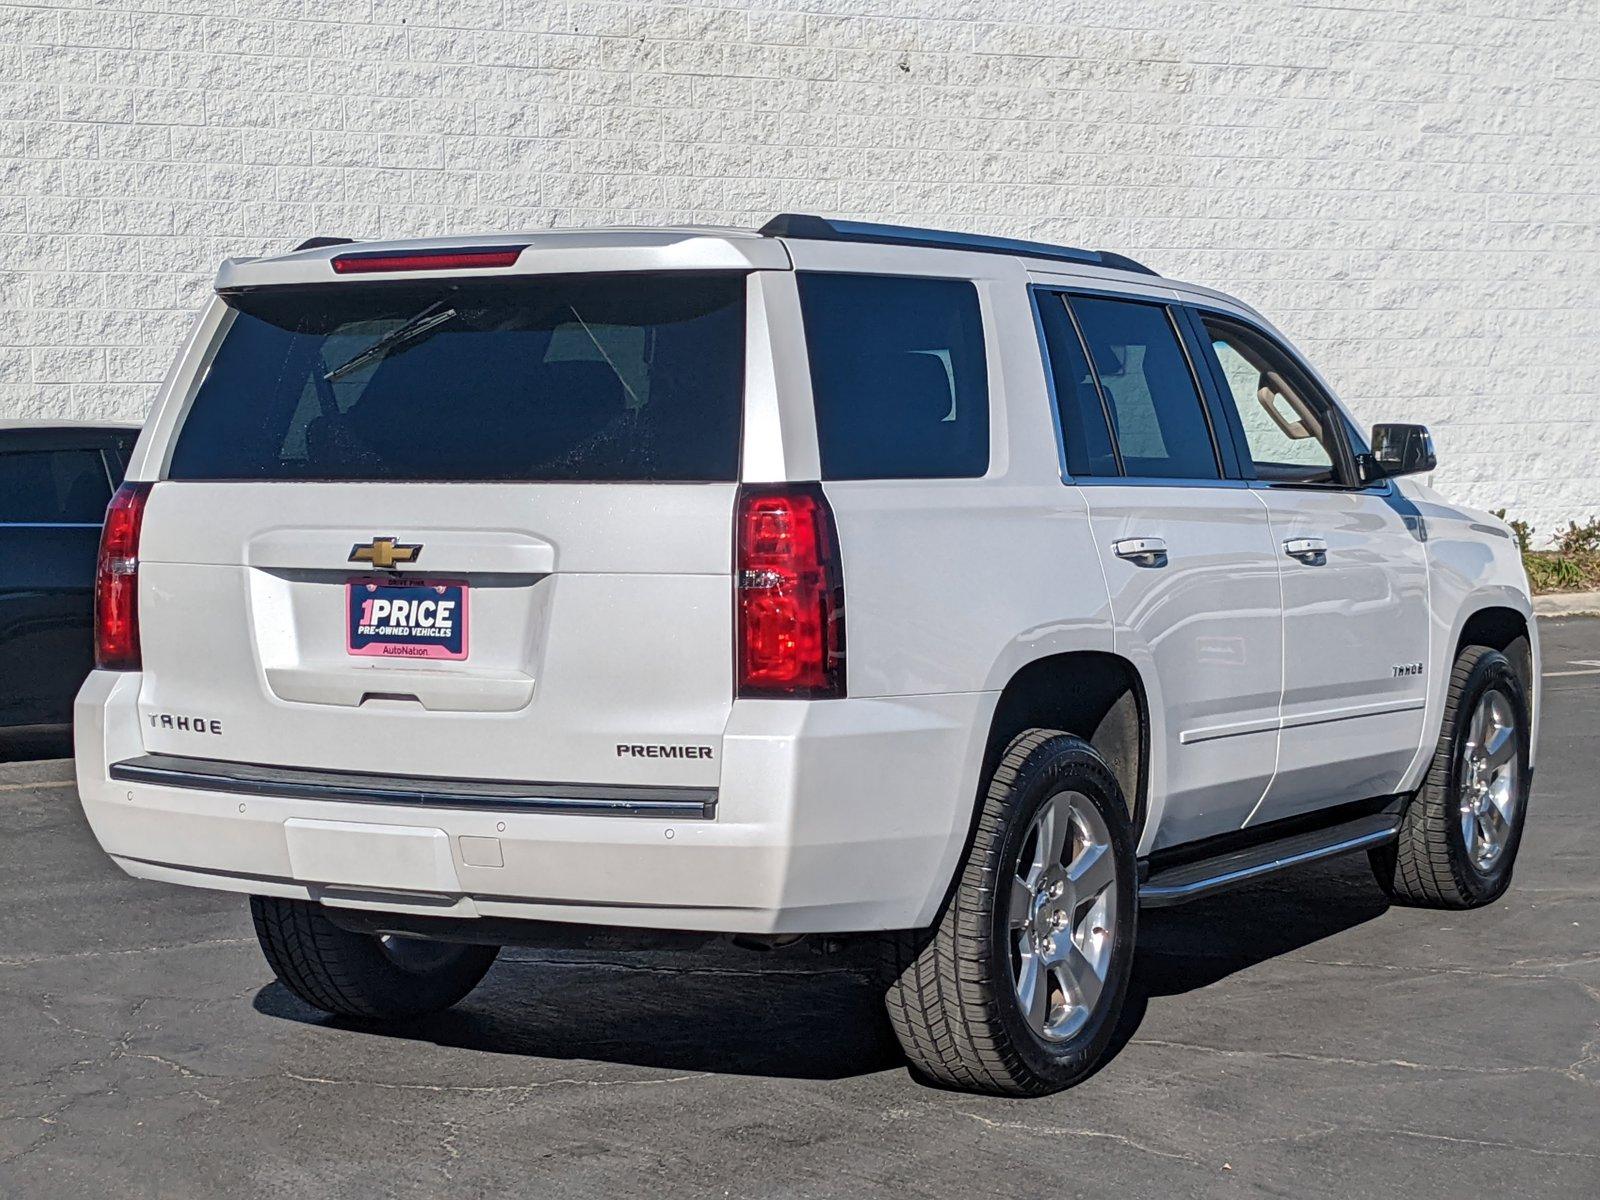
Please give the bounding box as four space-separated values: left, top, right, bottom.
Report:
1458 687 1522 872
1008 790 1119 1042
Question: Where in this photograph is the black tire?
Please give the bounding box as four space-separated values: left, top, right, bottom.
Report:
881 730 1138 1096
250 896 499 1020
1371 645 1531 908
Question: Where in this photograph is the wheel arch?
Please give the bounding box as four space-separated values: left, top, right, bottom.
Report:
978 651 1152 838
1456 605 1533 691
1439 596 1540 772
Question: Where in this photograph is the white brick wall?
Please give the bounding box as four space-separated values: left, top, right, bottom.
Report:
3 0 1597 539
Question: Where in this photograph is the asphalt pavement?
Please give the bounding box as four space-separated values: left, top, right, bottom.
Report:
2 620 1597 1198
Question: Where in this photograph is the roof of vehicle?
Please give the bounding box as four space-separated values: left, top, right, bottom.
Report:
210 215 1261 320
0 420 140 432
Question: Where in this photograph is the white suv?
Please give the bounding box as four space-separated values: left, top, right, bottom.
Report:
76 216 1539 1096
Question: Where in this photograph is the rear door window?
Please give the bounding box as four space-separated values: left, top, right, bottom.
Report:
168 274 746 482
0 449 112 523
797 273 989 480
1069 296 1220 480
1036 292 1118 477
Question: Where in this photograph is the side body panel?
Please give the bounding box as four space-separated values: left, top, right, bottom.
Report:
1026 270 1287 851
1246 487 1431 822
781 239 1117 896
1162 288 1537 813
1080 482 1284 848
1403 488 1541 786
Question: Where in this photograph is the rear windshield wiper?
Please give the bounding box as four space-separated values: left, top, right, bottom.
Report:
323 300 459 383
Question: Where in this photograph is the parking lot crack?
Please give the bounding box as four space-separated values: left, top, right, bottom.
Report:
0 1097 79 1168
1358 1126 1600 1161
279 1069 710 1096
956 1110 1205 1165
0 936 255 969
1127 1036 1573 1080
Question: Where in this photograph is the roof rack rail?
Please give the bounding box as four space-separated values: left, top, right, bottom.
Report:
758 214 1158 276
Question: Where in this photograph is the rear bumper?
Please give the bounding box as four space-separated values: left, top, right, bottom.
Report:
75 671 992 934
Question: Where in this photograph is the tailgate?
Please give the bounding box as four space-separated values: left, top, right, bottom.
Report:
136 482 734 787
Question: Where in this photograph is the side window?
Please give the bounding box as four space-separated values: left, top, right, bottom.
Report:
0 449 112 524
797 273 989 480
1201 316 1341 485
1069 296 1219 480
1036 292 1117 477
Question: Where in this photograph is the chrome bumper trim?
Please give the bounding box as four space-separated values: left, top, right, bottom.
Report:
109 753 716 820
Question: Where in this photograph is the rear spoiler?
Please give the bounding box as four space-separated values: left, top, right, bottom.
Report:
214 231 788 291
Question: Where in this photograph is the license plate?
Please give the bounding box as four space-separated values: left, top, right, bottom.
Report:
346 578 468 660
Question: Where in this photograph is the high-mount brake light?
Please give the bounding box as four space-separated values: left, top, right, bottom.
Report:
330 246 525 274
735 485 846 699
95 482 152 670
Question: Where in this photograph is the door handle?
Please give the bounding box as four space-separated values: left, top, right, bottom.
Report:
1112 537 1168 567
1283 536 1328 564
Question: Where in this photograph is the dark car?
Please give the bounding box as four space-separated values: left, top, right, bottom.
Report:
1 422 139 752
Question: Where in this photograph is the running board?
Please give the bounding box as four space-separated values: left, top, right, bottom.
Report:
1139 812 1400 907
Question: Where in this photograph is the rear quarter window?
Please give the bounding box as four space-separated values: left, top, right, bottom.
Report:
797 273 989 480
168 273 746 483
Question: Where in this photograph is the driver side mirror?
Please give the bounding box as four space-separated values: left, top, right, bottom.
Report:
1362 423 1436 483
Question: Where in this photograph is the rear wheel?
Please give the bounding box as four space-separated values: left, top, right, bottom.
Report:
250 895 498 1020
1371 645 1531 908
881 730 1137 1096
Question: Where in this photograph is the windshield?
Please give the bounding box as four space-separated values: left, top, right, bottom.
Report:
168 273 746 482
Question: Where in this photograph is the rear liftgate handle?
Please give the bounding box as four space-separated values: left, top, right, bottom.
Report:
1112 536 1168 568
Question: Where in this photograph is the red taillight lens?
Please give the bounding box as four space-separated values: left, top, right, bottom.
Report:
331 246 525 274
736 485 845 699
95 482 151 670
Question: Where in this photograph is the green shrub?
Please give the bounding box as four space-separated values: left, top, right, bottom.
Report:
1495 510 1600 594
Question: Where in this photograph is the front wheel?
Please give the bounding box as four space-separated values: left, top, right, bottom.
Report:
1371 645 1531 908
251 896 499 1020
881 730 1138 1096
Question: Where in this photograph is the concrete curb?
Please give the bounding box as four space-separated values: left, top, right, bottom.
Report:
1533 590 1600 618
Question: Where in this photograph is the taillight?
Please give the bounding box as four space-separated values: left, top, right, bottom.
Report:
95 482 151 670
331 246 525 274
736 484 845 699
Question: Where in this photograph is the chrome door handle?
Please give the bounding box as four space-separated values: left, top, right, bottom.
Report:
1283 536 1328 563
1112 536 1168 567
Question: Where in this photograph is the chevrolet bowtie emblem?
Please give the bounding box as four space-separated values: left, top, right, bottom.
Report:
348 537 422 569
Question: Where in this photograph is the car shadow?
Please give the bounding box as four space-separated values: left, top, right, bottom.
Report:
253 940 903 1081
253 856 1391 1085
1103 853 1392 1064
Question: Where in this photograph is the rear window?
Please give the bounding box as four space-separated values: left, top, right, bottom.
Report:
797 273 989 480
168 274 746 482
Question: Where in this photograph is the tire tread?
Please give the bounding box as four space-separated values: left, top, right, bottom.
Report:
1380 645 1524 909
881 729 1130 1096
250 896 495 1020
